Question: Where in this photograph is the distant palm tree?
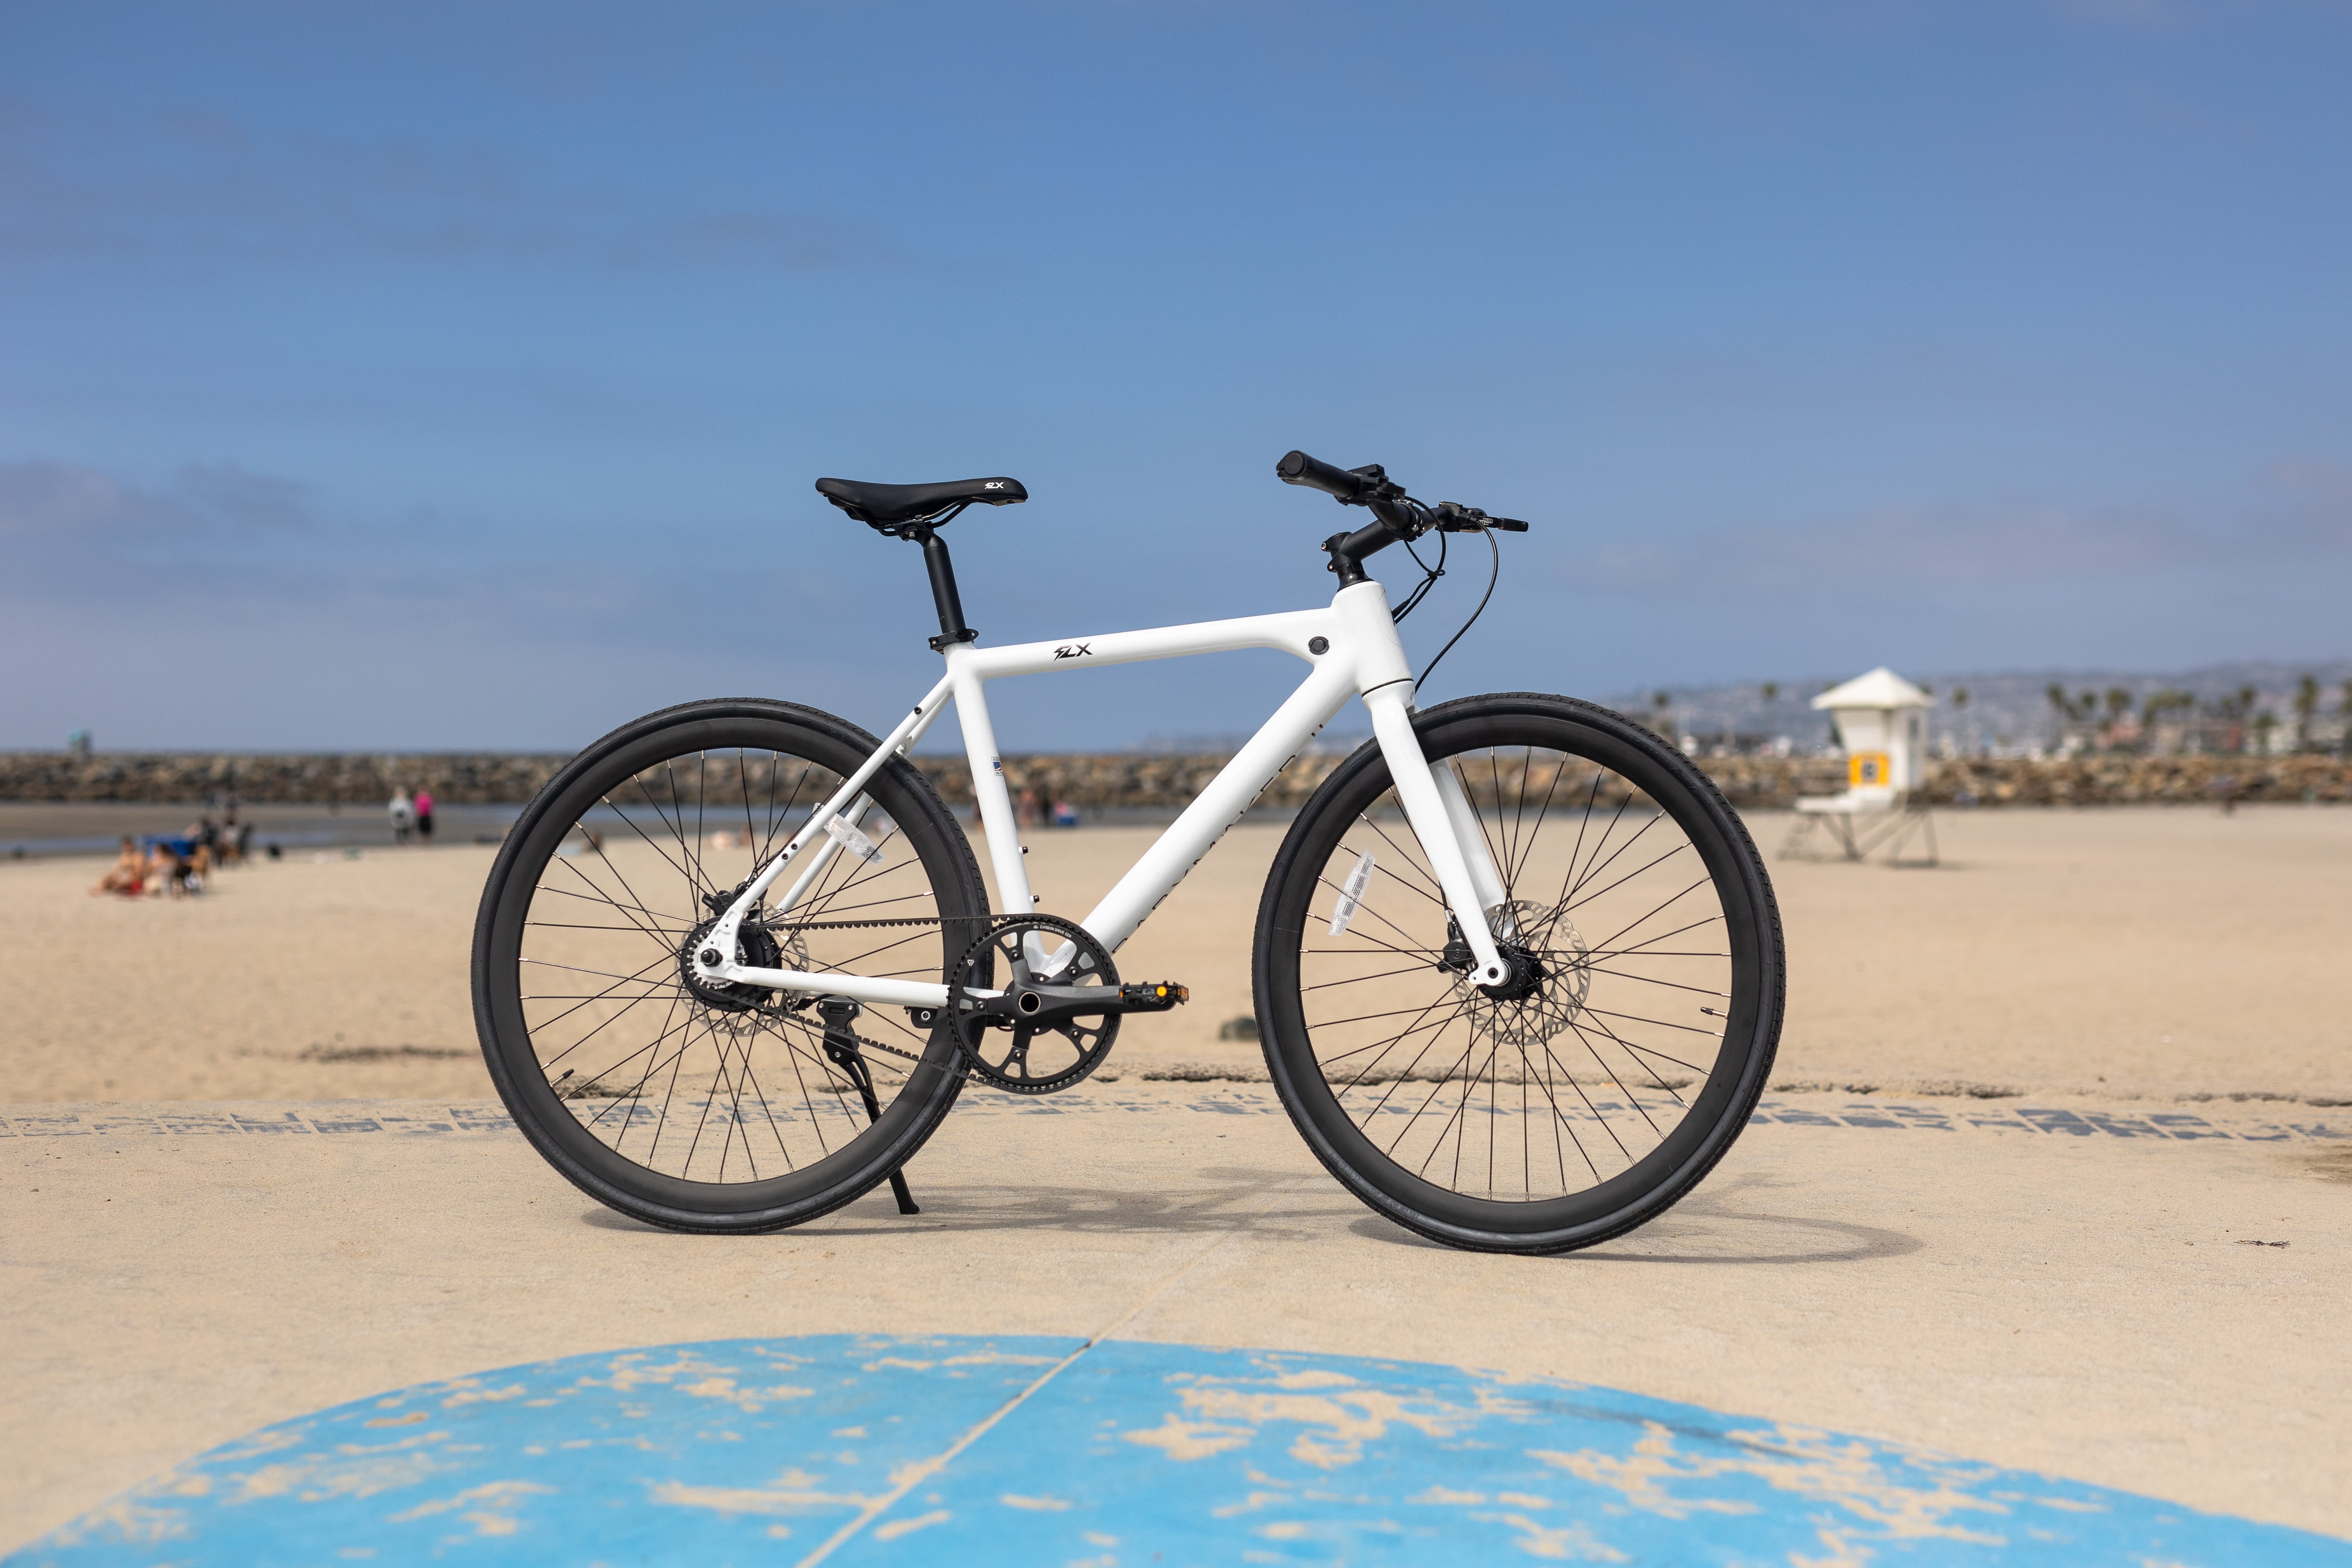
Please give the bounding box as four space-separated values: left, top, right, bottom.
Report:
2293 674 2319 752
2099 687 2131 752
1756 682 1781 757
2141 688 2194 754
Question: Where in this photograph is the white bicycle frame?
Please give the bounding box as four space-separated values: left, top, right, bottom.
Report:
694 578 1513 1008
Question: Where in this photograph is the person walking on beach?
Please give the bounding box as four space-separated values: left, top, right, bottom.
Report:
414 788 436 845
389 788 415 845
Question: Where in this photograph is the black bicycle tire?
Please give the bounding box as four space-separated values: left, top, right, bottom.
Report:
471 697 988 1233
1252 692 1784 1255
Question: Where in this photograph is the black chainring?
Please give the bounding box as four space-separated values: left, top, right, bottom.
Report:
947 913 1121 1094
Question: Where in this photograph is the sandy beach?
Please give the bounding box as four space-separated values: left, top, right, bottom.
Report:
4 803 2346 1107
7 802 2351 1554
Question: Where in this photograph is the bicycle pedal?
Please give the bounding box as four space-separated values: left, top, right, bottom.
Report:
1114 982 1188 1013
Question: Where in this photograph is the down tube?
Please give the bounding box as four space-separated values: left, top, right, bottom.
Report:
1080 660 1359 953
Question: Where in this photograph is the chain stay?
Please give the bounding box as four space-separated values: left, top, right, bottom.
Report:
749 910 1002 1070
748 913 1146 1072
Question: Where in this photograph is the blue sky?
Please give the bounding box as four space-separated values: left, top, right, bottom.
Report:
3 0 2347 751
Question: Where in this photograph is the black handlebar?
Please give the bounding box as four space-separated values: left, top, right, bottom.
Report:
1276 447 1531 587
1276 450 1384 502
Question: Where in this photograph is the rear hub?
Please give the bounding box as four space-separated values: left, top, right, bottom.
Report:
680 919 785 1013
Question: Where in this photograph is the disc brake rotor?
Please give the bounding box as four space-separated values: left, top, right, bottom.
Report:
1455 899 1590 1054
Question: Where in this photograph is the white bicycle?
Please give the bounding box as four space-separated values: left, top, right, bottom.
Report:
472 453 1784 1253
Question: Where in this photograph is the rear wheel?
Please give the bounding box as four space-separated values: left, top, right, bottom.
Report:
1253 693 1783 1254
472 699 987 1232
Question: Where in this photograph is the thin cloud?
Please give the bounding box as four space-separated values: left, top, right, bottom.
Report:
0 108 894 272
0 460 315 540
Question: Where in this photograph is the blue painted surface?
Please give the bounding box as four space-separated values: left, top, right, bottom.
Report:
14 1335 2347 1566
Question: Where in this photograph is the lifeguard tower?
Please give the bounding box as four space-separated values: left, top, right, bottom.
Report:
1782 666 1938 866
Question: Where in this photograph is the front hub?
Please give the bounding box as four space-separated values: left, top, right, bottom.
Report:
1477 943 1546 1003
1440 915 1544 1002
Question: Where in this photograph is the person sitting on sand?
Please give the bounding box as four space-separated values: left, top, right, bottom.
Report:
92 836 145 896
143 840 184 897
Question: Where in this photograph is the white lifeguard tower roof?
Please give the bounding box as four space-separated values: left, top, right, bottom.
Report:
1811 667 1932 711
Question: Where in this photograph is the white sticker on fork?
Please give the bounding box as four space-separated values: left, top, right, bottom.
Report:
1329 851 1375 936
823 815 886 866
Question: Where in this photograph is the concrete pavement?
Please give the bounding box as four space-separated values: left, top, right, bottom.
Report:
5 1084 2349 1559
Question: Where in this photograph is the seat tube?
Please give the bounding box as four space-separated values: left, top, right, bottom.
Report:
948 658 1034 915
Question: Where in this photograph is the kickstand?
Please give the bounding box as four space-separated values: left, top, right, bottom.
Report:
816 998 919 1216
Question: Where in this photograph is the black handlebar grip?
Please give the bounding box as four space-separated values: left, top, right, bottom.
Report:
1277 450 1371 502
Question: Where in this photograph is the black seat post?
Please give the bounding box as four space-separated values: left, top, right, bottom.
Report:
914 526 977 652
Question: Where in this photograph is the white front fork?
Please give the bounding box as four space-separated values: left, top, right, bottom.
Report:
1362 683 1510 987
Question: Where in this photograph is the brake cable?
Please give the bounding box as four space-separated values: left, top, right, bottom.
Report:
1415 525 1500 692
1379 494 1503 690
1391 508 1447 622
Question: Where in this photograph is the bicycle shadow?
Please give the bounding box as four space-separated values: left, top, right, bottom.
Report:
580 1164 1354 1240
581 1168 1914 1263
1345 1172 1921 1266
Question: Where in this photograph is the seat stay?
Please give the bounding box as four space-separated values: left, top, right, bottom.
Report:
765 791 871 920
695 672 954 977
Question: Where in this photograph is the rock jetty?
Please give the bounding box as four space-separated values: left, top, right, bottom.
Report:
1 750 2345 808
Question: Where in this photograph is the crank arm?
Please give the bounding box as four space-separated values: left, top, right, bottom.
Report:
960 981 1188 1030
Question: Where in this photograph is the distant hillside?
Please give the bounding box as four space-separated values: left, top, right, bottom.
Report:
1606 659 2352 753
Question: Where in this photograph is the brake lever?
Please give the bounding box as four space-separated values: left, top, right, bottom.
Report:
1431 502 1531 534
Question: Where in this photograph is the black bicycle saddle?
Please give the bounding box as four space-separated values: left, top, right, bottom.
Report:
816 476 1027 528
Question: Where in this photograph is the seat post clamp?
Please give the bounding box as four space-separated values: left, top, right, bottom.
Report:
928 628 979 653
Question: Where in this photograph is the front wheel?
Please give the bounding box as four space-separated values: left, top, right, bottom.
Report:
1253 693 1784 1254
